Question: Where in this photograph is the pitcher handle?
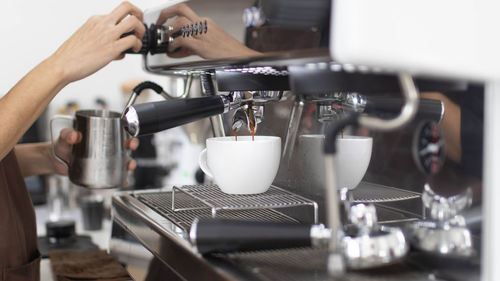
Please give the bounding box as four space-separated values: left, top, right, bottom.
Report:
49 115 75 168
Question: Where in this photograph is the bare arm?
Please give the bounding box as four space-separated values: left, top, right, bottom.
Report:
15 142 54 177
0 1 145 160
0 59 66 161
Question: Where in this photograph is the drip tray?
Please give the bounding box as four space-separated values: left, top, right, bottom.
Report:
217 248 435 281
351 182 421 203
135 191 302 232
172 184 318 222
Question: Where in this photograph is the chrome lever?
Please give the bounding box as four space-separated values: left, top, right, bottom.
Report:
406 183 475 257
422 183 473 221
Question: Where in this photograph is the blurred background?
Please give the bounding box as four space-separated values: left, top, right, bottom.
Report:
0 0 163 113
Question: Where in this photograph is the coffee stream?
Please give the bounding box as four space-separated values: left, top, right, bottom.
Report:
247 105 256 141
233 124 255 141
233 105 256 141
249 121 256 141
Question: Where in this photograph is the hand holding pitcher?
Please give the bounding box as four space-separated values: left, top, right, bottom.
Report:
50 110 138 188
51 128 138 177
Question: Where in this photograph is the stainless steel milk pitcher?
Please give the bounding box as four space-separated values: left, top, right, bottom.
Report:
50 110 128 189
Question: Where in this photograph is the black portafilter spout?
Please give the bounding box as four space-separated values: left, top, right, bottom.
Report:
189 218 330 255
364 98 444 123
122 95 228 137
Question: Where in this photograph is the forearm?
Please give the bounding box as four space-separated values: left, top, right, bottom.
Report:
0 2 144 162
0 57 68 160
15 142 57 177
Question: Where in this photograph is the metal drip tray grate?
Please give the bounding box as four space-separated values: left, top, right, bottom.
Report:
222 248 328 271
220 248 427 281
172 184 318 223
136 191 303 232
351 182 421 203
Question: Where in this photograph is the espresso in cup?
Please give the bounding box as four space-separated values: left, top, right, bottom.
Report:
199 136 281 194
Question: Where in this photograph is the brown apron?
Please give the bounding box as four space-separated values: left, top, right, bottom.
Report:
0 149 40 281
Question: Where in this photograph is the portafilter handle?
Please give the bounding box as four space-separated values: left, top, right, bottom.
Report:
122 93 241 137
189 218 330 255
364 97 444 123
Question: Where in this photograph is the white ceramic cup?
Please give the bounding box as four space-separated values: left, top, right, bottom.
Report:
298 135 372 189
335 136 373 189
199 136 281 194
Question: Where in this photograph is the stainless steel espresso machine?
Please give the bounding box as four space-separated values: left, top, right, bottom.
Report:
110 1 486 280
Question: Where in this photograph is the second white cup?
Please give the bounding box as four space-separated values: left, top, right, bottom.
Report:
199 136 281 194
298 135 372 190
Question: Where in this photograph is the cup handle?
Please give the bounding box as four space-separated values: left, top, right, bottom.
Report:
198 148 213 178
49 114 75 168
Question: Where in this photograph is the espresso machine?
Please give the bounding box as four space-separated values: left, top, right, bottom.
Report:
110 0 490 280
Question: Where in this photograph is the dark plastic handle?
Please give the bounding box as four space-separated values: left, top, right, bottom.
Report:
365 98 444 122
133 81 163 95
131 96 225 136
121 24 169 55
121 23 150 55
191 218 312 255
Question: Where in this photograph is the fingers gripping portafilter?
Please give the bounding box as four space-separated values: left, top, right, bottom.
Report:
121 21 209 55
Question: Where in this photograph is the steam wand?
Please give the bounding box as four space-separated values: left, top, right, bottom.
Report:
323 113 360 275
323 73 419 275
121 81 168 117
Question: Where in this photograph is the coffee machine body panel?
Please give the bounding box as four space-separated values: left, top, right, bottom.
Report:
330 0 500 80
111 1 485 280
141 0 331 73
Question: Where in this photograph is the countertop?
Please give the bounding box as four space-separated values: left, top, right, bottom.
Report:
35 205 112 281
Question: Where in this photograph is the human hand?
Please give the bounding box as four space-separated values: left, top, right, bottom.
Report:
156 4 261 59
51 128 139 177
48 2 145 84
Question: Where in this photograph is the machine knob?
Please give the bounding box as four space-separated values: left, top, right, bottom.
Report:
122 24 170 55
121 24 149 55
412 121 446 175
